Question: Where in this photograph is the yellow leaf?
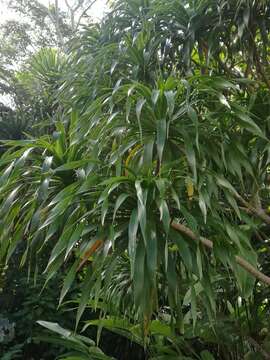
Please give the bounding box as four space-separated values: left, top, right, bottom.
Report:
124 144 142 176
185 177 194 200
77 239 104 272
112 138 117 152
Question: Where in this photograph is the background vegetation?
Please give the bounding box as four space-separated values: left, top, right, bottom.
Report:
0 0 270 359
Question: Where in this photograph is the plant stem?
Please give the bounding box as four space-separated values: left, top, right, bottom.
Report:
171 221 270 286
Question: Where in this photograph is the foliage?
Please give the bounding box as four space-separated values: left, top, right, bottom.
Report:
1 0 102 70
0 0 96 142
1 0 71 66
0 48 67 142
0 255 77 359
0 0 270 359
37 320 115 360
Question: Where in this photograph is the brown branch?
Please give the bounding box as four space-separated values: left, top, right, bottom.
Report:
171 221 270 286
236 195 270 226
75 0 98 30
76 239 103 272
64 0 72 9
44 1 64 48
251 37 270 92
247 336 270 359
255 53 270 92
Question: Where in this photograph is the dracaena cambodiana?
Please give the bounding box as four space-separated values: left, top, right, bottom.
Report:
0 0 270 352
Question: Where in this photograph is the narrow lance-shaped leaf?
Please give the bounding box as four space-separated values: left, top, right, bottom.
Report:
146 222 157 286
128 208 139 278
185 143 197 183
156 118 167 162
76 267 93 329
135 180 147 244
113 193 129 222
59 258 80 306
133 239 145 308
136 98 146 143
